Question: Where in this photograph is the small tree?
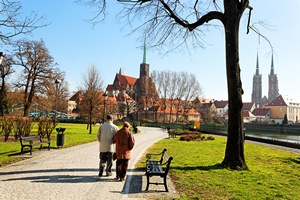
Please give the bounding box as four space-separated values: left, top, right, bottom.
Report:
282 114 288 125
78 65 104 134
0 116 15 141
38 117 56 138
14 117 33 137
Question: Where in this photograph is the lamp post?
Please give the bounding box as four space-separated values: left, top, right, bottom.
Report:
0 52 4 115
145 95 148 120
54 79 60 124
103 91 108 122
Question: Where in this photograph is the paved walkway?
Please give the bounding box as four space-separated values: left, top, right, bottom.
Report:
0 127 180 200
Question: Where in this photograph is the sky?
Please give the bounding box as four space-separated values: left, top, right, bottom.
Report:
12 0 300 102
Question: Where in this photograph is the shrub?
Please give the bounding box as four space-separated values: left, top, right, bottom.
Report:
179 131 215 141
0 116 15 141
38 117 56 138
14 117 33 137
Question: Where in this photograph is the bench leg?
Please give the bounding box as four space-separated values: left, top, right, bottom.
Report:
164 175 169 192
30 146 33 155
21 147 23 155
146 174 150 191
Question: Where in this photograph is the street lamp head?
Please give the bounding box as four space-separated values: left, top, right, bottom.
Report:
55 79 60 85
0 52 4 65
103 91 108 101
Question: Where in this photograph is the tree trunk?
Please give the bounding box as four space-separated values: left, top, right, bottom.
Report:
221 3 248 170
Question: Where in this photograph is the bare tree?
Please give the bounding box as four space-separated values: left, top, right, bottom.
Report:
0 54 14 115
151 70 171 122
12 39 58 117
182 73 203 113
0 0 46 44
80 0 253 170
78 65 104 134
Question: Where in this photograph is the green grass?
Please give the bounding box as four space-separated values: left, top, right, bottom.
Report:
0 123 99 167
137 136 300 200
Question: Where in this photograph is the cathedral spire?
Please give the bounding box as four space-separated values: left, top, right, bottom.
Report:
270 52 274 75
142 39 147 64
256 52 259 75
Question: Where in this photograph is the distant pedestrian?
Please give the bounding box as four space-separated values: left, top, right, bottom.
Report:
96 115 119 177
112 121 135 182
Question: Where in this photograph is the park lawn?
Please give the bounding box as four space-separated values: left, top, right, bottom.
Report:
0 123 99 167
137 136 300 200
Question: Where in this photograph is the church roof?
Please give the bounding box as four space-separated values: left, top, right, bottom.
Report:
117 74 137 86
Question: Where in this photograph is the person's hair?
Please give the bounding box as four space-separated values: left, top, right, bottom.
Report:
106 115 113 120
123 121 130 128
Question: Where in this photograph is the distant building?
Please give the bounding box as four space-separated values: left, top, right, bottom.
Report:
242 102 255 113
214 100 228 117
265 95 300 124
251 52 279 107
252 107 271 122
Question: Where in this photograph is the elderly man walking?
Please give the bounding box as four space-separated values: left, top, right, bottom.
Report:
96 115 119 177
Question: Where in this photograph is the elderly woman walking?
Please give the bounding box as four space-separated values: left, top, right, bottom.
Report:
112 121 135 182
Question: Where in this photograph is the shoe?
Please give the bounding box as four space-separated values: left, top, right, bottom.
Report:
120 178 125 182
106 172 112 177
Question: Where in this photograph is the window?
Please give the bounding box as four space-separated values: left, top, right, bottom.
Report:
279 107 282 113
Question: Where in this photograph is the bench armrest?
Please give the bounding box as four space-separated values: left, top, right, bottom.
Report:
146 148 167 160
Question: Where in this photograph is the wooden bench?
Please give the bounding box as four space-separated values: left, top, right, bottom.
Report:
19 134 50 155
145 148 173 192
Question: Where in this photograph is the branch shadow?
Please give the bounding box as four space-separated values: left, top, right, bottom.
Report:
283 157 300 165
0 168 112 183
171 163 224 171
0 168 98 176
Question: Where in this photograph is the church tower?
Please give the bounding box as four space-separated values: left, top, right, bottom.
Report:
134 40 158 103
140 40 149 78
268 53 279 103
251 52 262 107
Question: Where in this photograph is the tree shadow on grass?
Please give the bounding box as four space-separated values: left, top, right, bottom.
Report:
0 168 98 176
0 168 112 183
283 157 300 165
170 163 224 171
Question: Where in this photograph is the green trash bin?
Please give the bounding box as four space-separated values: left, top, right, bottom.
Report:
56 127 66 147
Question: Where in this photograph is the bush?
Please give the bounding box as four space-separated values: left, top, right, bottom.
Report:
0 116 15 141
179 131 214 141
